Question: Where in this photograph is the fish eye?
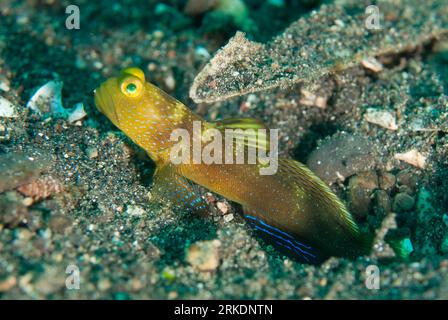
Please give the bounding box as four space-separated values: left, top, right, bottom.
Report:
126 83 137 94
120 76 143 98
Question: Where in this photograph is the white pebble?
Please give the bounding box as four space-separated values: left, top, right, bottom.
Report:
0 96 18 118
216 201 229 214
195 46 210 60
164 74 176 91
364 108 398 130
0 77 10 92
67 103 87 123
361 57 384 73
126 205 146 217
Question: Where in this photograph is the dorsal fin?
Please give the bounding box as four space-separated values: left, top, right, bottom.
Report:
213 118 270 151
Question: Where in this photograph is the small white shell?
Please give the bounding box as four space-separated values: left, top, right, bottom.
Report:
0 95 18 118
361 57 384 73
26 80 88 122
67 102 87 123
26 80 65 114
0 77 10 92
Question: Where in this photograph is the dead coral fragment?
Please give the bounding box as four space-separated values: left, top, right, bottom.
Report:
371 213 397 259
394 149 427 169
16 176 65 201
190 0 448 103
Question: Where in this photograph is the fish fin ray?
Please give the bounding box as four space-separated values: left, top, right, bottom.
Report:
152 163 208 214
213 118 270 152
277 158 360 236
243 208 320 263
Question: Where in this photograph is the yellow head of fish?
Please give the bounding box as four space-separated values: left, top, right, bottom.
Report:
94 67 194 162
94 67 156 129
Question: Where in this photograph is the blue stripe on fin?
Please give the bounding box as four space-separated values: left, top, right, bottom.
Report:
244 214 312 250
252 224 316 259
245 214 318 262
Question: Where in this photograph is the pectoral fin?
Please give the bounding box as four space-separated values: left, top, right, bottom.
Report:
151 163 208 215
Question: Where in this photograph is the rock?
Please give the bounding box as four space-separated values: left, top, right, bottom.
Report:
379 172 396 193
190 1 448 103
0 152 49 193
394 149 427 169
392 192 415 212
364 108 398 130
0 124 8 142
0 95 18 118
374 190 392 216
0 276 17 292
348 171 378 219
22 197 34 207
216 201 229 214
0 192 30 227
396 171 418 194
144 242 161 259
86 146 99 159
223 213 234 223
49 214 72 234
307 132 380 185
299 89 327 109
126 205 146 217
195 46 211 60
205 192 217 204
184 0 217 15
97 279 112 291
186 239 221 271
33 266 65 295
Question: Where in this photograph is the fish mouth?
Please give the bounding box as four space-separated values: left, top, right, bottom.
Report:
94 87 105 114
94 79 120 126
